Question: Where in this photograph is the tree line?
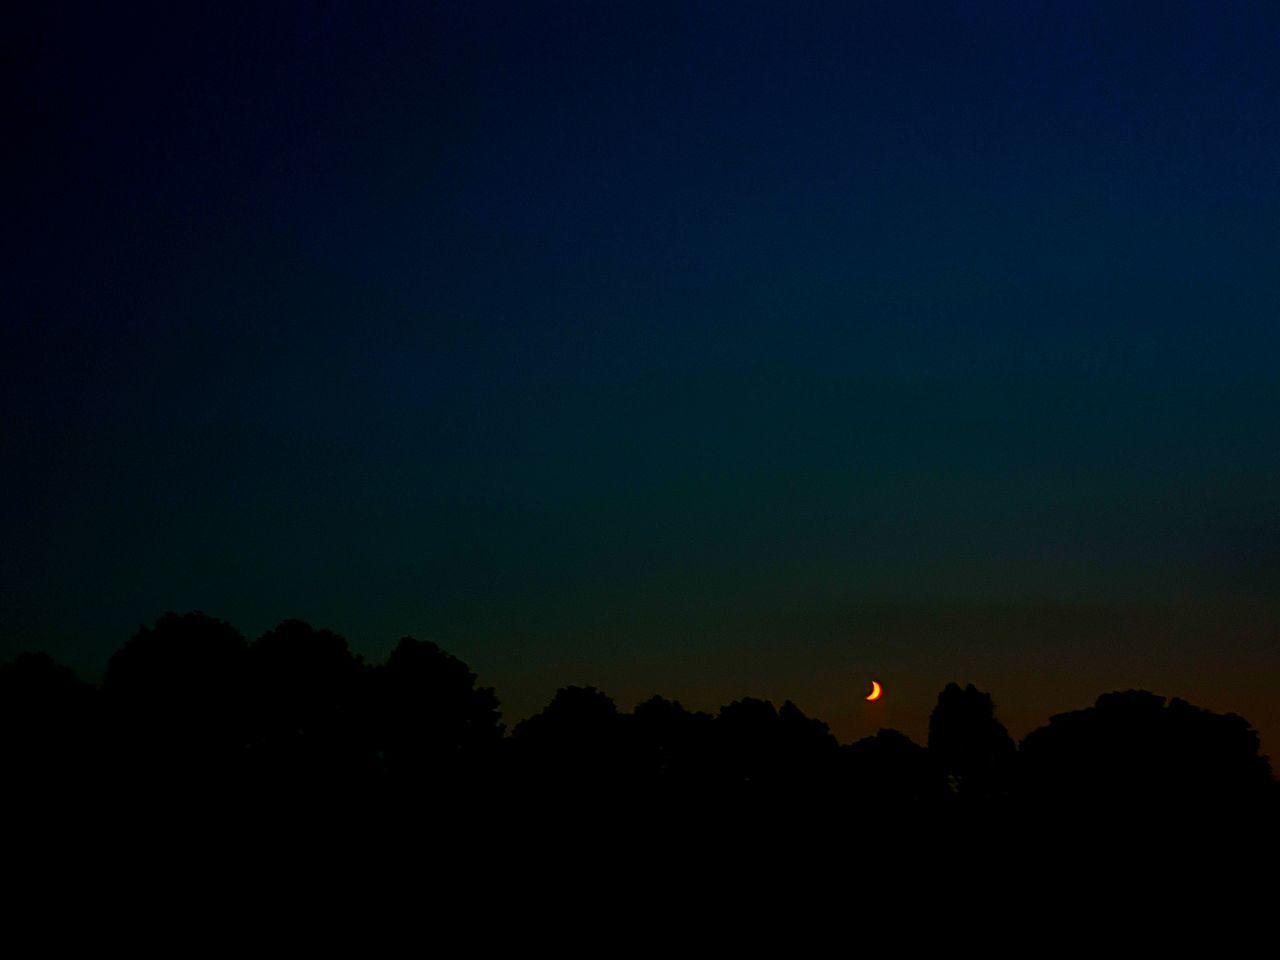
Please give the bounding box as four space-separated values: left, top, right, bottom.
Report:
1 611 1274 821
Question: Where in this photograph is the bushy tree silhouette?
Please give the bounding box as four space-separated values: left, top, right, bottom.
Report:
840 729 945 808
1018 689 1273 811
713 697 838 790
511 685 628 791
928 682 1016 801
373 636 503 787
777 699 839 780
247 619 370 785
631 694 715 787
715 697 783 787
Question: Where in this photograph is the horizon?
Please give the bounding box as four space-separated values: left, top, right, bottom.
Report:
24 604 1275 760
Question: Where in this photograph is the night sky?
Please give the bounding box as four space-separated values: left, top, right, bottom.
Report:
6 2 1280 750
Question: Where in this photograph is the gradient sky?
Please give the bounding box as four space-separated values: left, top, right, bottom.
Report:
6 1 1279 751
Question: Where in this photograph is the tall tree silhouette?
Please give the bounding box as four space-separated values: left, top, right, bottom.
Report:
928 682 1015 801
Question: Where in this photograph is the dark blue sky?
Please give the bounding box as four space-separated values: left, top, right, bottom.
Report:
6 1 1279 746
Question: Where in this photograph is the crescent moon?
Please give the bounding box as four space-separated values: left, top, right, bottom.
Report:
866 680 883 702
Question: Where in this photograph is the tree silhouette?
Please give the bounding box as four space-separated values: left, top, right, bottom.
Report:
103 611 251 784
712 697 838 791
247 619 371 786
373 636 503 788
631 695 715 788
715 697 784 787
840 728 945 808
1018 689 1273 811
511 685 627 791
928 682 1016 801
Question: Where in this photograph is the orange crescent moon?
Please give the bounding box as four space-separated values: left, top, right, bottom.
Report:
866 680 883 702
